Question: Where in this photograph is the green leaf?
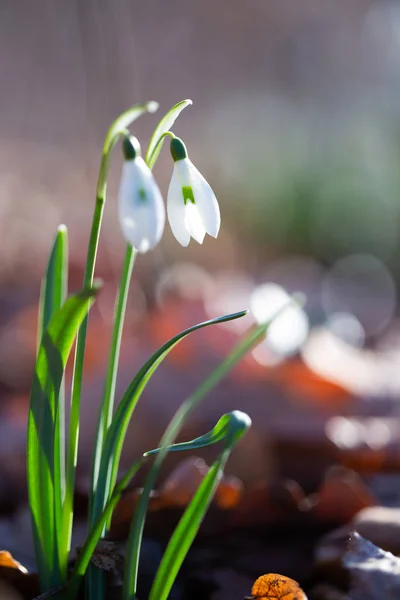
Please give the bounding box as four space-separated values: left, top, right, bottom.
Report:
92 310 247 526
37 225 69 579
37 225 68 347
145 99 192 169
27 283 100 591
121 317 280 598
147 412 251 600
66 456 145 600
68 412 248 599
123 411 251 600
145 411 248 455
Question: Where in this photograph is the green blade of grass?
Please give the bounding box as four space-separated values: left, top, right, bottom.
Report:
66 457 145 600
36 225 69 579
92 310 247 526
27 283 100 591
145 99 192 169
67 412 247 600
120 319 272 596
37 225 68 348
146 412 238 455
145 411 251 600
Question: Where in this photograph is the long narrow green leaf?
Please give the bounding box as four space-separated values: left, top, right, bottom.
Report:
27 284 100 591
36 225 69 579
64 101 158 572
146 413 234 455
66 457 145 600
145 99 192 169
120 319 271 596
146 412 251 600
38 225 68 336
37 225 68 348
68 412 247 600
92 310 247 525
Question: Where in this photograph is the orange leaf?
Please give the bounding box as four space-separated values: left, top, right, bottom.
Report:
249 573 307 600
0 551 28 573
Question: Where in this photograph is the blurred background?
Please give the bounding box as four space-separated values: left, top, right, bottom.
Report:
1 0 400 583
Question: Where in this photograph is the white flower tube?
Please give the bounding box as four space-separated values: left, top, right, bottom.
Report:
118 136 165 253
167 137 220 247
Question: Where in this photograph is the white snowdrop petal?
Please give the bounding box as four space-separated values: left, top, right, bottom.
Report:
185 161 220 238
174 158 192 187
118 157 165 253
167 166 191 246
166 155 221 246
195 179 220 237
184 202 206 244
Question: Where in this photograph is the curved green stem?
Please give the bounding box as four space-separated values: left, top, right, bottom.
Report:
61 101 157 569
61 171 108 560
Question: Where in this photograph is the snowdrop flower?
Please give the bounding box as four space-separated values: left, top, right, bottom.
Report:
118 135 165 253
167 137 220 247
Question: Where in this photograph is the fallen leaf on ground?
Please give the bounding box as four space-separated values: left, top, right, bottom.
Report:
248 573 307 600
0 550 38 599
0 552 27 573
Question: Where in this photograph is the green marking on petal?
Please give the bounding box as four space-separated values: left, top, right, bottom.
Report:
182 186 195 205
138 188 147 201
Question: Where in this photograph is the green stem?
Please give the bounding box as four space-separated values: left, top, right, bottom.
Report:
67 457 145 600
86 129 173 600
61 139 119 564
88 127 171 526
89 244 137 523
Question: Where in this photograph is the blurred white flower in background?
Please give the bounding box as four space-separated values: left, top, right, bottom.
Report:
250 283 309 363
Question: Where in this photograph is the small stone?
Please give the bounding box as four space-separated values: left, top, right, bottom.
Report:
353 506 400 554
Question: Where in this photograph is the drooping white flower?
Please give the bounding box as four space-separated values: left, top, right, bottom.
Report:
118 135 165 253
167 137 220 247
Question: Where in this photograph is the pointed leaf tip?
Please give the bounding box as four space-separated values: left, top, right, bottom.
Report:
146 99 194 169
